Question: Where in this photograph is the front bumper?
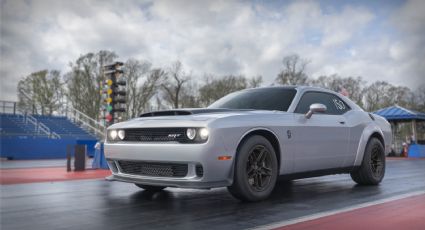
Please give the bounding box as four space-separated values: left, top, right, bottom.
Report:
104 138 235 189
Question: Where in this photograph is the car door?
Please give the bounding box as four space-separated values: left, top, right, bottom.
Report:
291 91 351 172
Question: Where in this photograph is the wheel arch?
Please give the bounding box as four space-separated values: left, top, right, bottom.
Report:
354 125 385 166
235 128 282 170
370 132 385 147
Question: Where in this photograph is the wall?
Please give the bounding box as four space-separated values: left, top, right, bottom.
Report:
0 136 96 159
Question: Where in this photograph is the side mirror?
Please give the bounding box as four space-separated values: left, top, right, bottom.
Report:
305 103 327 119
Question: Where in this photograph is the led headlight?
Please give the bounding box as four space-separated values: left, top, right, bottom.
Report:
118 130 125 140
186 128 196 140
199 128 209 140
109 130 117 140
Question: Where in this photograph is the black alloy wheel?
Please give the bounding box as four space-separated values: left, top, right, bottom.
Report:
370 144 384 178
228 135 278 202
350 137 386 185
246 145 273 191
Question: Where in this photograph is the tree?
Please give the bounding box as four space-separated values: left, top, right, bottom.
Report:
275 54 309 85
249 75 263 88
309 75 365 107
411 85 425 112
363 81 412 111
17 70 64 115
66 50 117 120
124 59 164 119
198 75 248 107
160 61 191 108
179 81 201 108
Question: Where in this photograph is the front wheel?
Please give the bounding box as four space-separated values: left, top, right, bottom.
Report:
350 137 386 185
228 135 278 202
135 184 166 192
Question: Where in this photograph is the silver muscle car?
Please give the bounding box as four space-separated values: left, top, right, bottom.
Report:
104 86 392 201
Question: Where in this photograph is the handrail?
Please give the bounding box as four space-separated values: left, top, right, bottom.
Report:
15 108 61 139
25 114 38 131
66 112 105 138
70 107 105 129
3 94 104 139
61 105 105 139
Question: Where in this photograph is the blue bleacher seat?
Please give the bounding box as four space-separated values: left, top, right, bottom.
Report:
1 113 98 159
1 113 96 140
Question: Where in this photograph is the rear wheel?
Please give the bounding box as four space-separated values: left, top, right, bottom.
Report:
350 137 385 185
135 184 166 192
228 135 278 202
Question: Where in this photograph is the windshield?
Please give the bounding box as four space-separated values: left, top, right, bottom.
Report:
208 87 297 111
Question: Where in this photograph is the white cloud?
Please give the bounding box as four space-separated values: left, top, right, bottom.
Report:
1 0 424 102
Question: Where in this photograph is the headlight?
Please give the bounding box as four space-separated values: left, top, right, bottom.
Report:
199 128 209 140
118 130 125 140
186 128 196 140
109 130 117 140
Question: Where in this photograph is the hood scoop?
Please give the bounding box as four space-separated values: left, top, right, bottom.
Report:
139 108 252 117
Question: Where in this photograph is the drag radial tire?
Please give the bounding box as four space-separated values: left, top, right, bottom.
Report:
228 135 278 202
350 137 386 185
135 184 166 192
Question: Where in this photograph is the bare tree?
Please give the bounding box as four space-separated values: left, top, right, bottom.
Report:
309 74 365 107
198 74 248 107
411 85 425 112
363 81 412 111
275 54 309 85
179 81 201 108
160 61 191 108
66 50 117 120
249 75 263 88
124 59 161 119
17 70 64 115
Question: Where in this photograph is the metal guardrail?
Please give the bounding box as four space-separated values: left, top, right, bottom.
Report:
0 101 17 114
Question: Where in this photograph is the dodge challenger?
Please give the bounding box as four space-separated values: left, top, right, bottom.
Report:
104 86 392 201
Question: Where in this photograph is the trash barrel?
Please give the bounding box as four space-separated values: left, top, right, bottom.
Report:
74 144 86 171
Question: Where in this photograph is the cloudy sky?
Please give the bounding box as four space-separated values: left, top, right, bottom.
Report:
1 0 424 101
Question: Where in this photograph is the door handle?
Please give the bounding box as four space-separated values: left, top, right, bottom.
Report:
339 121 345 125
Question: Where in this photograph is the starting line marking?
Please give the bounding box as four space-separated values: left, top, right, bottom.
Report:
250 190 425 230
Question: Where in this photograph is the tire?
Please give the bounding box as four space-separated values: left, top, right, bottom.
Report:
135 184 166 192
350 137 386 185
228 135 278 202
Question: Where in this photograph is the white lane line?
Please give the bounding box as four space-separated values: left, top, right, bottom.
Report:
250 190 425 230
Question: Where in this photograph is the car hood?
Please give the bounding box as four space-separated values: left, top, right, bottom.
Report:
108 108 284 129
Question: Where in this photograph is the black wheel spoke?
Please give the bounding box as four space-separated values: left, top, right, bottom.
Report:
260 167 272 176
370 145 384 177
247 168 255 176
256 148 265 163
245 145 273 191
257 174 262 187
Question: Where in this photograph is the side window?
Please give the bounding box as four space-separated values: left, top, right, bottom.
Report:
295 92 350 115
330 95 350 114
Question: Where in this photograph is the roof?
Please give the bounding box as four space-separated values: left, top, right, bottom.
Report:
373 105 425 121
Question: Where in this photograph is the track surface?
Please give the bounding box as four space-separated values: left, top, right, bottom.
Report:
1 159 424 230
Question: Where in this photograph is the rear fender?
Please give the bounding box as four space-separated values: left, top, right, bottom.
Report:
353 123 384 166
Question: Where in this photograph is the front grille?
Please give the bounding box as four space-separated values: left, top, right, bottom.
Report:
123 128 187 142
117 160 188 178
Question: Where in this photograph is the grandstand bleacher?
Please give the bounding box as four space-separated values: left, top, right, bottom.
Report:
1 113 98 159
32 115 96 140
